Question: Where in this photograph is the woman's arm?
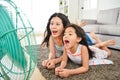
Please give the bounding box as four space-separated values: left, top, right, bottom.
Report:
47 52 63 69
48 36 56 59
52 48 67 67
58 45 89 77
42 36 56 68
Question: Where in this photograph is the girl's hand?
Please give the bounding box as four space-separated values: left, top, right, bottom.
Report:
58 69 70 78
55 67 63 76
42 59 50 68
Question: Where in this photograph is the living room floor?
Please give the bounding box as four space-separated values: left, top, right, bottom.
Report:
30 34 120 80
30 67 45 80
30 34 45 80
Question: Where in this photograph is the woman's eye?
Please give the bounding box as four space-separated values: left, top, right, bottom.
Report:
63 33 66 36
50 23 53 25
56 23 60 26
69 33 72 35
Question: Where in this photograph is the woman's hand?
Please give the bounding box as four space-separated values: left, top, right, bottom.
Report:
42 59 56 69
47 59 55 69
42 59 50 68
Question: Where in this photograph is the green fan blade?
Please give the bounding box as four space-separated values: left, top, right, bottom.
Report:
0 5 27 69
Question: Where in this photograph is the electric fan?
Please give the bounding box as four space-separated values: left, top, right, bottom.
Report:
0 0 38 80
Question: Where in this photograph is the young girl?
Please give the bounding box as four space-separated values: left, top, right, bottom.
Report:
55 24 115 78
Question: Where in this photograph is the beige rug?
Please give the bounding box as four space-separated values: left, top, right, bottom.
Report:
37 46 120 80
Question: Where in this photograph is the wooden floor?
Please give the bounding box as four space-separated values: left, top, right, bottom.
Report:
30 67 45 80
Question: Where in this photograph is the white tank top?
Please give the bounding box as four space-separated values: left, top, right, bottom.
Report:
67 44 113 65
67 44 82 64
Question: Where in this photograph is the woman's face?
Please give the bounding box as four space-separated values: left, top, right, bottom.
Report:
50 16 64 38
63 27 81 49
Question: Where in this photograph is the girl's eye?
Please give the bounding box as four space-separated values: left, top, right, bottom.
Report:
69 33 72 35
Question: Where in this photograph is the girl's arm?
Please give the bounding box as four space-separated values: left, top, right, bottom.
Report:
58 45 89 77
55 48 68 75
48 47 67 69
59 48 68 68
55 48 68 69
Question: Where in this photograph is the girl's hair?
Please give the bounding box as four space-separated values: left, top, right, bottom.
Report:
41 13 71 47
65 24 94 59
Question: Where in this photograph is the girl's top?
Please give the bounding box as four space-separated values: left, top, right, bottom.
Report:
66 44 82 64
55 45 64 58
66 44 113 65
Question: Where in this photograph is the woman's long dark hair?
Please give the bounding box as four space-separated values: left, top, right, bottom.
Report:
65 24 94 59
41 13 71 47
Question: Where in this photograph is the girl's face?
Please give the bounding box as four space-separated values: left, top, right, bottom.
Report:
50 17 64 38
63 27 81 49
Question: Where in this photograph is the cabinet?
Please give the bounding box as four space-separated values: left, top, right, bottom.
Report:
59 0 79 23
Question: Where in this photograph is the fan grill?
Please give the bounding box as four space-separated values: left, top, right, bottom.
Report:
0 0 38 80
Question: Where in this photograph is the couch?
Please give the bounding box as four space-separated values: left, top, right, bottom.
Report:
82 7 120 50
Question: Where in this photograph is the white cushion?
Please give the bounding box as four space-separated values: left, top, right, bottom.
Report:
117 10 120 24
98 25 120 36
97 8 119 24
83 24 99 33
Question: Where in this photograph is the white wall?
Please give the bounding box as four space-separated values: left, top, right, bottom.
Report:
82 9 98 19
31 0 59 33
12 0 59 34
